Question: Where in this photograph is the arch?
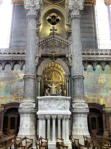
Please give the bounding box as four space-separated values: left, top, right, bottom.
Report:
37 58 70 76
41 5 66 21
1 102 19 112
88 103 104 136
0 102 20 135
88 103 105 112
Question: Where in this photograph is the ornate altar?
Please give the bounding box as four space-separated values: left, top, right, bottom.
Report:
42 61 66 96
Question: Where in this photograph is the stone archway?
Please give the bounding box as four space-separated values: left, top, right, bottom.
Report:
88 103 104 137
0 102 20 135
37 59 70 96
42 61 66 96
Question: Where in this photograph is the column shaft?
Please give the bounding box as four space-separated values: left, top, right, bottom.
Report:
65 118 69 140
62 118 65 139
39 117 46 138
52 116 56 141
58 118 61 138
37 76 41 96
47 118 50 140
71 17 84 99
24 15 37 99
66 76 69 96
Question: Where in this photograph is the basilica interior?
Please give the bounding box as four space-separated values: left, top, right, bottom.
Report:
0 0 111 149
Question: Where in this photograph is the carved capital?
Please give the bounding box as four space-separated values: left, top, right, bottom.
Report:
45 115 50 119
24 0 40 17
72 75 84 79
38 115 45 119
69 0 84 19
58 115 63 119
52 115 56 119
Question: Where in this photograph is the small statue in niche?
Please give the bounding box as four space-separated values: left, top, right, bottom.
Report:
44 83 66 96
47 83 57 95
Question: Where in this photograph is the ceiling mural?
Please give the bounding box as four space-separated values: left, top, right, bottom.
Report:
84 65 111 108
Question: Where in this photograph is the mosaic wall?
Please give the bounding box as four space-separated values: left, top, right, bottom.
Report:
0 64 111 109
84 65 111 108
0 64 24 106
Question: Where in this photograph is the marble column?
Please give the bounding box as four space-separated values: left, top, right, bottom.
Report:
18 0 40 139
65 116 70 141
62 116 66 139
46 115 50 140
66 75 69 96
69 0 90 144
37 75 41 96
52 115 56 142
58 115 62 138
39 115 46 138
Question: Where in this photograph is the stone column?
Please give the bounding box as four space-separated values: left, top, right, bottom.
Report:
62 116 66 139
69 0 90 144
18 0 40 139
65 116 70 141
46 115 50 140
37 75 41 96
38 115 46 138
66 75 69 96
52 115 56 142
58 115 62 138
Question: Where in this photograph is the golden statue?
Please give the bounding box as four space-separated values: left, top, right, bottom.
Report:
43 62 66 96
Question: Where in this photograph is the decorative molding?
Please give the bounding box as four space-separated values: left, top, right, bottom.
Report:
69 0 84 19
0 48 111 71
24 0 40 16
24 74 36 79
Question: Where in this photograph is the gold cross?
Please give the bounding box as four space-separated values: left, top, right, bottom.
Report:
50 27 57 36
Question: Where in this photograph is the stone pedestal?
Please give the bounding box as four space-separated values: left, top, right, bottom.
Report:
37 96 71 149
18 99 36 139
72 100 90 144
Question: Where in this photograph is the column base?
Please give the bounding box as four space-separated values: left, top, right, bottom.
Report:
72 100 90 145
18 98 36 141
64 140 72 149
48 141 56 149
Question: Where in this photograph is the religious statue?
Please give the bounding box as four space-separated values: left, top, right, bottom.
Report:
47 83 57 95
